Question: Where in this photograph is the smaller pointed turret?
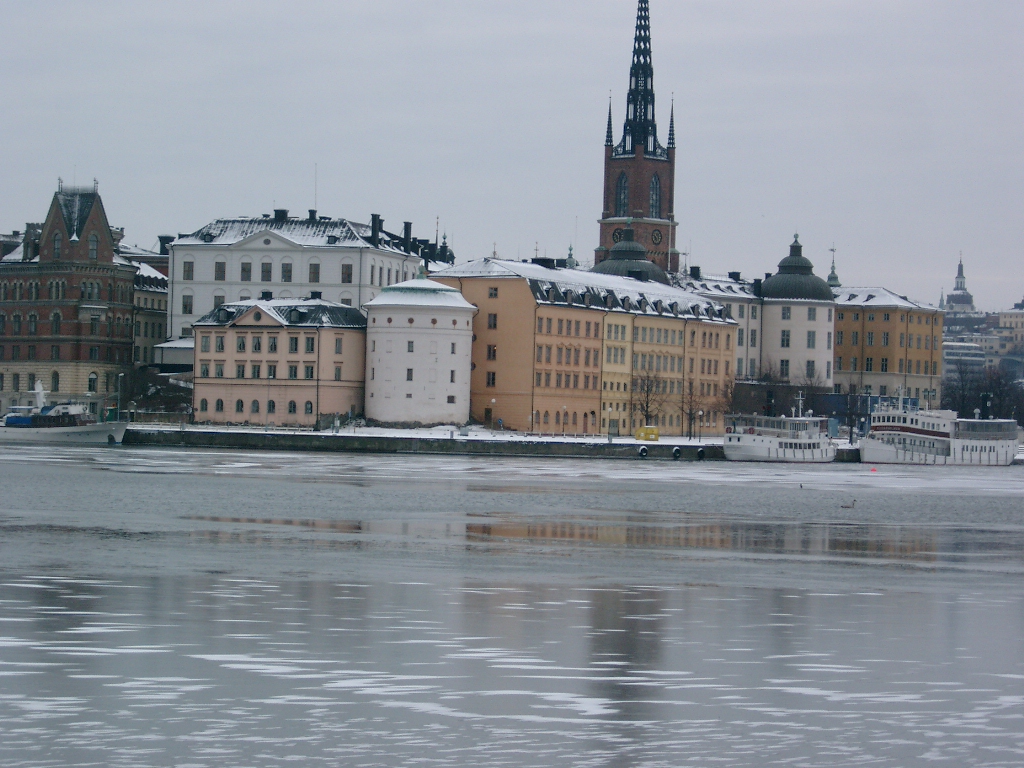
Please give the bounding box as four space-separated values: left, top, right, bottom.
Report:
605 100 614 147
667 99 675 149
827 244 840 288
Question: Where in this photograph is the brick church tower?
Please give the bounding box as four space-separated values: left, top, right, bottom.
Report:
595 0 678 273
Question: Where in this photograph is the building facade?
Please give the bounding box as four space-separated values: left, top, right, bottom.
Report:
0 183 135 411
192 298 366 427
595 0 679 274
833 287 943 404
434 258 734 436
364 280 475 425
168 210 434 340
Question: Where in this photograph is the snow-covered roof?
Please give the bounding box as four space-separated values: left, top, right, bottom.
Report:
174 215 412 255
364 278 476 310
0 244 29 263
193 298 367 330
435 258 734 322
156 338 195 350
674 273 757 301
832 286 940 311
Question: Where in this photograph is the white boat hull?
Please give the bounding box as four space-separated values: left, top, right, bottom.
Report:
860 436 1016 466
724 437 836 463
0 421 129 445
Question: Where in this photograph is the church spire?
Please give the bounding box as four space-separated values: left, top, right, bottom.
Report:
667 98 675 149
605 99 614 146
612 0 665 159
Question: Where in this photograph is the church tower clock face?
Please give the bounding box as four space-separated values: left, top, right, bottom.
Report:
612 228 625 243
651 229 663 245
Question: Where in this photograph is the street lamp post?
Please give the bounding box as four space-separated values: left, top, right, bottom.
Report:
562 406 567 436
698 410 704 442
117 373 124 422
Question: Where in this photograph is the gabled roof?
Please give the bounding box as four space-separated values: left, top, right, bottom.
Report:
53 187 100 241
435 258 733 323
832 286 940 311
193 298 367 329
174 215 410 254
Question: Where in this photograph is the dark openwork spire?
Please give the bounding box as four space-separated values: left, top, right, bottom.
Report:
667 99 675 149
613 0 666 159
605 99 614 146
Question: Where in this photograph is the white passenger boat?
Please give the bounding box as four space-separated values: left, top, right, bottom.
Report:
859 401 1017 466
724 414 836 463
0 383 127 445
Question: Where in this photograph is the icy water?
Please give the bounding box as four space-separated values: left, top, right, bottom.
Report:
0 447 1023 767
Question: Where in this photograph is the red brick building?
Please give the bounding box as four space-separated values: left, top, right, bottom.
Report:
595 0 679 274
0 183 136 410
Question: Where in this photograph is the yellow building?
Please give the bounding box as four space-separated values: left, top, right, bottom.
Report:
434 258 734 436
832 287 943 404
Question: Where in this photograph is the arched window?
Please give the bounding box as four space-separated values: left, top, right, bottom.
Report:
267 400 276 414
543 411 550 424
199 398 208 412
615 173 629 217
235 399 244 413
51 372 59 392
251 400 260 414
555 411 560 425
53 232 61 260
304 401 313 415
27 314 37 335
51 312 60 335
88 234 98 260
572 412 578 426
215 399 224 412
288 401 297 414
649 175 661 219
87 372 98 392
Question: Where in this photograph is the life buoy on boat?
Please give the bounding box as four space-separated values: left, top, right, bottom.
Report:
725 427 733 434
747 428 755 435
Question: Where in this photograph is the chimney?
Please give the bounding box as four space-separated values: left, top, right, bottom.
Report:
728 271 741 282
403 222 413 253
689 265 701 280
308 209 317 222
765 272 772 280
753 278 763 297
158 235 174 255
273 209 288 222
309 291 322 300
370 214 381 247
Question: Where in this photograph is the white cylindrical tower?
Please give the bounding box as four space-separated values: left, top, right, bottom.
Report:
364 279 476 425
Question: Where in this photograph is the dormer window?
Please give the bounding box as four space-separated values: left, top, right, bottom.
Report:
88 234 98 260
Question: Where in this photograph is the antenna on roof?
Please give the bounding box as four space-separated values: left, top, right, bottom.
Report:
314 163 317 210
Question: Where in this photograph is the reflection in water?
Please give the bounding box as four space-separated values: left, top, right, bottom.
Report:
467 518 941 561
1 574 1021 767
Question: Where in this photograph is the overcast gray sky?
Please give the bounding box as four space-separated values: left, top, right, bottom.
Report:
2 1 1021 309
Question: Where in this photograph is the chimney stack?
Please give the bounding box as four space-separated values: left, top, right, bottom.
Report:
308 209 317 222
689 265 701 280
157 235 174 255
402 222 413 253
274 209 288 222
370 214 382 247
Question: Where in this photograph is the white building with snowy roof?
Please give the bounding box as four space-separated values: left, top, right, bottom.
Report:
167 209 427 340
363 279 475 426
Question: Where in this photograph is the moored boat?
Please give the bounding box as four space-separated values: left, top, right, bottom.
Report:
0 384 127 445
724 414 836 463
859 400 1017 466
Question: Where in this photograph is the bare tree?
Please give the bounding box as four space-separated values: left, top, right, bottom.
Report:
632 371 668 427
942 358 981 415
680 379 708 438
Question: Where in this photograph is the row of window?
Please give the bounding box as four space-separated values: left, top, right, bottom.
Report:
533 409 598 429
198 362 319 380
835 357 938 375
778 306 832 322
536 345 601 367
537 317 602 338
835 331 938 350
0 344 115 362
0 312 134 339
773 360 830 380
199 334 325 354
198 398 314 416
723 303 757 320
534 372 598 390
779 330 832 350
182 260 410 287
0 279 130 304
49 231 101 261
0 371 107 393
736 328 757 347
837 311 939 326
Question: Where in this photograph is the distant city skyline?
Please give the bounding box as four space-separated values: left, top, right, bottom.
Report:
2 0 1021 310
